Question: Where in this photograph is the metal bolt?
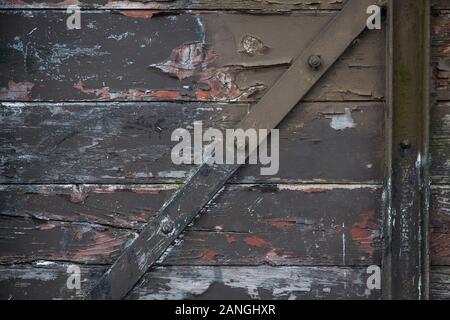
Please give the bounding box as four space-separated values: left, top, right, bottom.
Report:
160 219 174 235
308 55 322 70
400 139 411 150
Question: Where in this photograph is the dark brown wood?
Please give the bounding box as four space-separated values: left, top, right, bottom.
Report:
89 0 375 299
0 0 345 10
0 184 382 266
0 10 385 102
128 266 381 300
0 184 178 230
0 263 381 300
430 186 450 266
385 0 431 300
431 9 450 101
430 267 450 299
430 102 450 183
0 263 106 300
0 102 385 184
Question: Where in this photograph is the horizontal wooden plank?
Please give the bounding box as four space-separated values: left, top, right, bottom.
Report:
0 184 382 266
0 102 385 184
0 184 178 229
0 11 385 102
0 262 106 300
0 0 346 10
432 1 450 10
432 10 450 101
430 102 450 183
128 266 381 300
430 186 450 266
0 215 137 264
0 263 381 300
430 266 450 300
160 185 382 266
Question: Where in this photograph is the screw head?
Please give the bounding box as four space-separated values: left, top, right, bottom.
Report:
160 219 174 235
308 55 322 70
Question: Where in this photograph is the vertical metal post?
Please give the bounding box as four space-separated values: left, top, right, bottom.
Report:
383 0 430 300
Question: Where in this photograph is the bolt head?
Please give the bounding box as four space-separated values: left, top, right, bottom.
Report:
160 219 174 235
400 139 411 149
308 55 322 70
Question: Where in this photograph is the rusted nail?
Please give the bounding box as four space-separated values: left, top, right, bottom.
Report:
308 55 322 70
160 219 174 235
400 139 411 149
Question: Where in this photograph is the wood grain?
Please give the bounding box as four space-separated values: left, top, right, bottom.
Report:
0 184 382 266
0 102 385 184
0 0 347 10
430 102 450 183
0 11 385 102
0 263 381 300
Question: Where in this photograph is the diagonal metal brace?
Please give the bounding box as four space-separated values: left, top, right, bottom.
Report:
88 0 377 300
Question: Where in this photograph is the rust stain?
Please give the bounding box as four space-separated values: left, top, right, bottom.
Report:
200 249 218 261
244 236 268 247
225 234 237 244
270 220 296 229
350 210 380 255
0 80 34 100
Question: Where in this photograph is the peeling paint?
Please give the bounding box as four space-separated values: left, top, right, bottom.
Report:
325 108 357 131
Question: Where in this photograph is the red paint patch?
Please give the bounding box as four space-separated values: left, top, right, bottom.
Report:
149 43 219 80
265 249 294 262
38 223 56 230
302 188 327 194
244 236 268 247
0 80 34 100
270 220 296 229
200 249 218 261
225 234 237 244
350 210 380 255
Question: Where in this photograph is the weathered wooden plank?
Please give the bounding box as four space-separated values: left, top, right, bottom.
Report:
128 266 381 300
160 185 382 266
430 267 450 300
0 262 106 300
432 1 450 10
432 9 450 101
0 215 137 264
0 0 347 10
0 10 385 102
0 263 381 300
0 184 383 266
0 102 384 184
431 102 450 183
431 186 450 266
0 185 381 266
0 184 179 229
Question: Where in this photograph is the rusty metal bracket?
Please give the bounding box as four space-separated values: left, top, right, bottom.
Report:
88 0 376 300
